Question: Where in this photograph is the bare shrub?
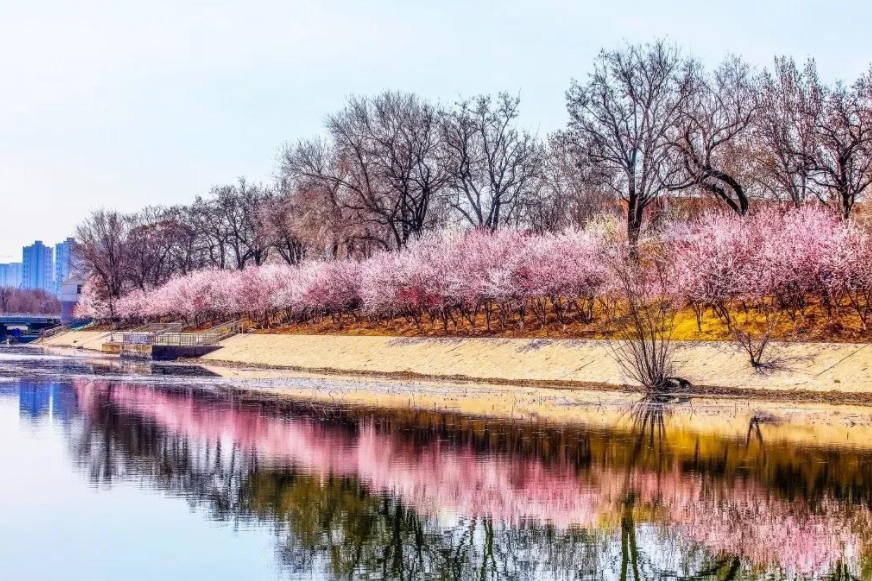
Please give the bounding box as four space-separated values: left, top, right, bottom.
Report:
607 253 686 393
733 312 780 369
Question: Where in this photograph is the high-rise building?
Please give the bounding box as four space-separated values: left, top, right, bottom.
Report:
21 241 54 293
0 263 22 288
54 238 75 296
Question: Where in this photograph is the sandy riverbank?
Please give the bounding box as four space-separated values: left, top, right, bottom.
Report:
188 364 872 451
40 330 115 352
32 330 872 450
41 330 872 400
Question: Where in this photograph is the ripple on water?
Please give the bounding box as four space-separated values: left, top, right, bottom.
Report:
0 348 869 580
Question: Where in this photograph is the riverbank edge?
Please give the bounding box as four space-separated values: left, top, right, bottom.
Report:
200 360 872 405
38 330 872 405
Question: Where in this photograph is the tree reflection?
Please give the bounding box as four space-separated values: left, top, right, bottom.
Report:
67 380 872 580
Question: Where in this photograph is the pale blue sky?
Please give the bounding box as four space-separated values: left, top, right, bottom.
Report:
1 0 870 259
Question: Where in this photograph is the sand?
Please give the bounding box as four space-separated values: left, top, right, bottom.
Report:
37 329 872 447
201 365 872 451
201 334 872 394
40 330 872 398
39 330 115 352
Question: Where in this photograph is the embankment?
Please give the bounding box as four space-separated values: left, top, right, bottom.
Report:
40 330 114 352
42 331 872 399
202 334 872 397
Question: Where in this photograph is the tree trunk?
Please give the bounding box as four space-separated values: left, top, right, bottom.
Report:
627 197 645 259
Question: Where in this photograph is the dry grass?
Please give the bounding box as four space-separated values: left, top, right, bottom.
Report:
252 300 871 344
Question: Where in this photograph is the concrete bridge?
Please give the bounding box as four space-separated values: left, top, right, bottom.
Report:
0 314 62 343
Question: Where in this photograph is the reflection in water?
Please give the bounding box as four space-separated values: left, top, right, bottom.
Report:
1 344 870 580
14 380 80 423
51 379 872 580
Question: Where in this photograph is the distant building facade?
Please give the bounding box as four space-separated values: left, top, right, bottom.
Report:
60 274 86 324
0 263 22 288
22 241 54 293
54 238 75 296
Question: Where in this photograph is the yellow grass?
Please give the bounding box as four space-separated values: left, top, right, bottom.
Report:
256 300 871 344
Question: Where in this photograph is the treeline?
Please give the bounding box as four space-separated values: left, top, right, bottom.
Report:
76 40 872 312
77 207 872 339
0 287 61 315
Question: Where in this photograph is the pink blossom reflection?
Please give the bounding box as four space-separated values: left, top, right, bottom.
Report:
74 380 871 577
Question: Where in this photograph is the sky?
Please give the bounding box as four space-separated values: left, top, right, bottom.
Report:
1 0 871 260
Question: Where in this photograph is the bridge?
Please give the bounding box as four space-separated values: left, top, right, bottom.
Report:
0 314 62 343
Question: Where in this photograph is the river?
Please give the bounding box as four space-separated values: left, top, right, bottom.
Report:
1 346 870 580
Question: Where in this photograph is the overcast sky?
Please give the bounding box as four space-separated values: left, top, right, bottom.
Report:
1 0 870 260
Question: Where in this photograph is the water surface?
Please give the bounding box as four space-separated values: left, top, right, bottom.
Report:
1 346 870 580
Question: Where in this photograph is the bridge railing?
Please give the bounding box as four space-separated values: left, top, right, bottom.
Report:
0 313 62 322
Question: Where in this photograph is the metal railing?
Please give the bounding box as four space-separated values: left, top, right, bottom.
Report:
0 313 62 322
112 322 183 344
152 321 240 346
116 321 239 347
39 325 68 339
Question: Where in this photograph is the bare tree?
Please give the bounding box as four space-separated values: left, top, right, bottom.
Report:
363 92 450 242
0 288 60 315
0 287 10 312
125 207 181 291
670 57 759 214
190 195 233 269
261 189 309 265
440 93 544 230
282 92 447 250
810 71 872 218
566 40 694 251
754 57 823 207
525 133 615 233
123 205 203 290
163 205 200 275
209 178 272 269
75 210 130 318
282 143 390 258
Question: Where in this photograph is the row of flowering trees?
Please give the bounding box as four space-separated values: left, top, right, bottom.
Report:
673 207 872 331
73 41 872 323
77 206 872 334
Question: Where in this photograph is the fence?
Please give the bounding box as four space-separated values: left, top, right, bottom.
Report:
147 321 241 347
116 321 240 347
39 325 68 339
112 322 184 344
